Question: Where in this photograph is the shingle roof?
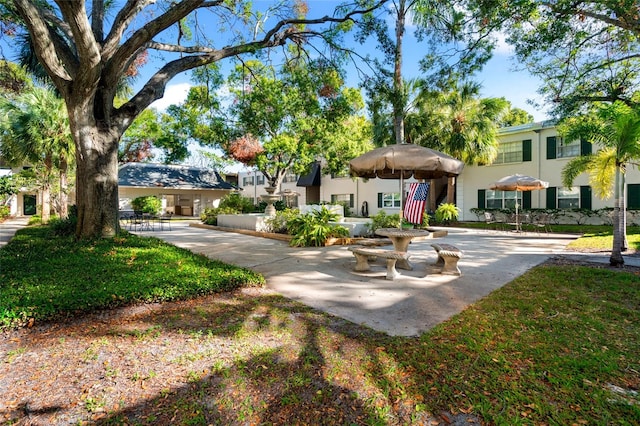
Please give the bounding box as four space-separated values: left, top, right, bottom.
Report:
118 163 236 190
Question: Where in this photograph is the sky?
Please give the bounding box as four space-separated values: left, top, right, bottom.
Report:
150 2 550 122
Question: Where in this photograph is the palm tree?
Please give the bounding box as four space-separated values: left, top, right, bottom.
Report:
414 81 506 165
561 102 640 267
0 86 74 222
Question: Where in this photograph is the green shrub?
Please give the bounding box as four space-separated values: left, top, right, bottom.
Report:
131 196 161 215
257 199 286 213
367 210 401 233
0 205 10 220
200 206 238 225
435 203 460 223
27 215 42 225
266 208 300 233
219 192 256 213
287 206 349 247
49 213 78 236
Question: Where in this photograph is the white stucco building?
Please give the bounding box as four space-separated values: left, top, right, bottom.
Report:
237 121 640 223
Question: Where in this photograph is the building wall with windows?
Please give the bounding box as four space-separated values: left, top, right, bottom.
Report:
238 121 640 222
457 121 640 221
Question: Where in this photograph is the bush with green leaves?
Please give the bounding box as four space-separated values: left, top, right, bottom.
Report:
257 199 286 213
49 207 78 236
435 203 460 224
0 205 10 220
27 215 42 225
265 208 300 234
200 206 239 226
287 206 349 247
219 192 256 213
367 210 401 234
131 196 161 215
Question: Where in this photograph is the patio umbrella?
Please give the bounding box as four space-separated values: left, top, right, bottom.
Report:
349 144 465 221
489 174 549 230
349 144 464 180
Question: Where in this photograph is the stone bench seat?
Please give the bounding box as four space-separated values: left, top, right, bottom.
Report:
348 247 410 280
431 243 463 276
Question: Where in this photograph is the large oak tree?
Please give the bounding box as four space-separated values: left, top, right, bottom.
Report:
2 0 384 238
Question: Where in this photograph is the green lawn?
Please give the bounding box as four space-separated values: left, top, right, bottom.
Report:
1 224 638 424
0 226 264 328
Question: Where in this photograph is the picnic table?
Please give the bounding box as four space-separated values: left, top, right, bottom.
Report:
374 228 430 270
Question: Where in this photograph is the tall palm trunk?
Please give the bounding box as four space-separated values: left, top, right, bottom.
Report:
610 167 624 266
393 0 406 147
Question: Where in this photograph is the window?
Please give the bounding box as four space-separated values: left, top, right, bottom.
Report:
379 192 401 208
242 176 254 186
486 190 521 209
289 173 298 183
557 187 579 209
556 138 580 158
494 141 523 164
256 175 265 185
629 184 640 209
331 194 354 208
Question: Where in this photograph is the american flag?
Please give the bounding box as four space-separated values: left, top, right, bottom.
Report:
404 182 429 224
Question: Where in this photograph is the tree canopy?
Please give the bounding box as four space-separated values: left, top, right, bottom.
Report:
174 58 373 189
0 0 387 238
470 0 640 117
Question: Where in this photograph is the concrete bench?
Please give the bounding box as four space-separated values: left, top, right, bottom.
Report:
348 247 410 280
431 243 463 276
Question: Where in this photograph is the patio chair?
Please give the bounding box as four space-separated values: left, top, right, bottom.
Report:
531 212 552 233
158 213 173 231
484 211 504 231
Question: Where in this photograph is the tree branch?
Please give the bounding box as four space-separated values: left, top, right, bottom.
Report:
146 41 216 54
55 1 101 77
103 0 158 59
12 0 75 88
107 0 219 83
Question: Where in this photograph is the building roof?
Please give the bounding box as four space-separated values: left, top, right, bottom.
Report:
118 163 236 190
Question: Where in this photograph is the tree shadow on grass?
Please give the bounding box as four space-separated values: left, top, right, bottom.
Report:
2 291 406 425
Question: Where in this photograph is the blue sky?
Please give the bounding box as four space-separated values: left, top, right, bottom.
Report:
150 1 549 122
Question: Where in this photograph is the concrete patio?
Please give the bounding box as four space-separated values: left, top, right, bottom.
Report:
148 222 580 336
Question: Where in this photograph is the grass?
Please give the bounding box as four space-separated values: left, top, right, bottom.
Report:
1 223 639 424
0 225 265 328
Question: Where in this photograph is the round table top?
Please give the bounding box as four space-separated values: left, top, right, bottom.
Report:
375 227 430 238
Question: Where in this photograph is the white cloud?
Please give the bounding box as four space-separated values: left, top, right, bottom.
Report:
492 31 515 55
150 82 192 111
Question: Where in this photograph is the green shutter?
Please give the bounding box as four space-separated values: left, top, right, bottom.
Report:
628 184 640 209
478 189 486 209
580 138 592 156
546 187 557 209
580 186 592 209
349 194 354 208
522 139 532 162
546 136 557 159
523 191 532 209
378 192 383 208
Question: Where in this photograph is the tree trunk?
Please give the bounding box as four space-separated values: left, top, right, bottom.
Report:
393 0 406 148
609 167 624 266
41 155 53 224
69 107 120 239
58 157 69 219
621 172 628 251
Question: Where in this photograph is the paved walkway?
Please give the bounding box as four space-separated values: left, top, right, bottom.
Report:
2 217 638 336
